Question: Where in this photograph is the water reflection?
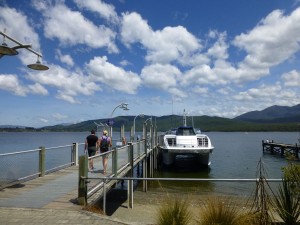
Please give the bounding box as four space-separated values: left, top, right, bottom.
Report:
149 155 215 193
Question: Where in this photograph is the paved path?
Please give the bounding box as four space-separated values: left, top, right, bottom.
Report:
0 162 158 225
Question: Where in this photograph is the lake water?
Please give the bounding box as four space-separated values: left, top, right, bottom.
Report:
1 131 299 196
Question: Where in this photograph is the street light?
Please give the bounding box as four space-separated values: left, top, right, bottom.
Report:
133 114 144 140
110 103 129 118
0 30 49 70
144 117 152 126
110 103 129 140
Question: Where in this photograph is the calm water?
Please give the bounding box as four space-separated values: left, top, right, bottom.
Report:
1 131 299 195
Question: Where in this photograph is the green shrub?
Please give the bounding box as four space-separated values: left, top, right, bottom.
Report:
272 178 300 225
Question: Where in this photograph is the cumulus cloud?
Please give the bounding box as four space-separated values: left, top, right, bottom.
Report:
0 74 28 96
36 2 118 53
233 8 300 79
0 6 41 65
141 63 181 91
26 64 100 103
281 70 300 87
55 49 74 67
74 0 119 24
86 56 142 94
120 12 201 65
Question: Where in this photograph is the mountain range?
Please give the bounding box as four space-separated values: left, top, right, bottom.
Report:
1 104 300 132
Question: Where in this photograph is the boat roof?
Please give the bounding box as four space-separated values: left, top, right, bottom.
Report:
177 126 193 129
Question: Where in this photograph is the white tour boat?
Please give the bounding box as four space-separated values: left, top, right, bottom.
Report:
158 111 214 167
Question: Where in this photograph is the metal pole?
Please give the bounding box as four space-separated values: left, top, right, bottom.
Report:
103 178 107 214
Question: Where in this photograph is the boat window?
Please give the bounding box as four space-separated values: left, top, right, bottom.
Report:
176 128 196 136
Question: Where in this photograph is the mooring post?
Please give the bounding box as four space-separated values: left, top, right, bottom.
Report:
78 155 88 206
143 122 148 192
39 146 45 177
112 147 118 176
149 124 153 178
128 142 134 208
72 142 79 166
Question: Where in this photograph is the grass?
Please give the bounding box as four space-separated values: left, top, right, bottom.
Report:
156 197 192 225
196 196 259 225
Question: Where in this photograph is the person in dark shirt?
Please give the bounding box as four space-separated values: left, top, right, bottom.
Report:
84 129 99 171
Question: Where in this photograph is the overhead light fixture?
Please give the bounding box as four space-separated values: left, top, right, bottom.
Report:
0 42 18 56
27 56 49 71
0 30 49 70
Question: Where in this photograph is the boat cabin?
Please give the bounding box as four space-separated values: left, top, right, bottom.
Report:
176 126 196 136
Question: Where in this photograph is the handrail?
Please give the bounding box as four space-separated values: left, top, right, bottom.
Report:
83 177 282 182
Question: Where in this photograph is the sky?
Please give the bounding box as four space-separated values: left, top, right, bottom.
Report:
0 0 300 128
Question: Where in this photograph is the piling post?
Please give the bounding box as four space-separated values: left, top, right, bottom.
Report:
143 122 148 192
78 155 88 206
72 143 79 166
112 147 118 176
149 124 153 178
128 142 134 208
39 146 45 177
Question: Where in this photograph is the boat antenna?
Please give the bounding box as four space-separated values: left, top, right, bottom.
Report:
183 109 187 126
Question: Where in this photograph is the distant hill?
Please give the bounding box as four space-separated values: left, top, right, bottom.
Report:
1 104 299 132
234 104 300 123
40 114 299 132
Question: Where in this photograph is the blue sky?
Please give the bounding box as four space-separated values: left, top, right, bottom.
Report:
0 0 300 128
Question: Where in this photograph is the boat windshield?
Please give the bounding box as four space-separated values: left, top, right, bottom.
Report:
176 127 196 136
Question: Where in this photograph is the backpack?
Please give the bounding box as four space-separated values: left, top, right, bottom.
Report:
100 136 109 151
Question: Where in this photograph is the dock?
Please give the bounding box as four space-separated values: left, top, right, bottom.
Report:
262 140 300 158
0 123 160 224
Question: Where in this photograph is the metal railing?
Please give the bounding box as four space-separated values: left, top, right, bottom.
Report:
80 140 149 204
0 142 83 189
82 176 283 215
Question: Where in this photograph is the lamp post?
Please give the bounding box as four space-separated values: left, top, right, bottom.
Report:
133 114 144 141
0 29 49 70
144 117 152 126
110 103 129 141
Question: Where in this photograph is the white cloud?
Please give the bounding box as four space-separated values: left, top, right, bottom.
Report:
55 49 74 67
52 113 68 120
141 63 181 92
281 70 300 87
120 12 201 65
0 6 41 66
0 74 27 96
74 0 119 24
26 64 101 103
39 3 118 53
28 83 48 95
86 56 142 94
233 8 300 80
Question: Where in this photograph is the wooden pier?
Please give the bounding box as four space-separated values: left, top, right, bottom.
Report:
262 140 300 158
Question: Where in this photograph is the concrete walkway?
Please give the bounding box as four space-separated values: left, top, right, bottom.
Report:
0 163 158 225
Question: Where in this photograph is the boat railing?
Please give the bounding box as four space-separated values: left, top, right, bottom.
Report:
0 142 84 190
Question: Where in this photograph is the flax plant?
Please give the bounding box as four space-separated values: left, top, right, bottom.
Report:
272 177 300 225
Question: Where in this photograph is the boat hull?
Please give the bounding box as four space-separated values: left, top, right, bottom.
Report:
160 147 212 166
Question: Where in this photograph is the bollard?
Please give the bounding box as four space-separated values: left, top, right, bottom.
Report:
78 155 88 205
39 146 45 177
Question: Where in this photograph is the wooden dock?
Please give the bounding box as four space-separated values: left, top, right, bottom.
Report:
262 140 300 158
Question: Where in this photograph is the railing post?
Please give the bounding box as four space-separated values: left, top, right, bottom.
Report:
72 143 78 166
78 155 88 206
39 146 45 177
112 147 118 176
143 139 148 192
128 142 134 208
